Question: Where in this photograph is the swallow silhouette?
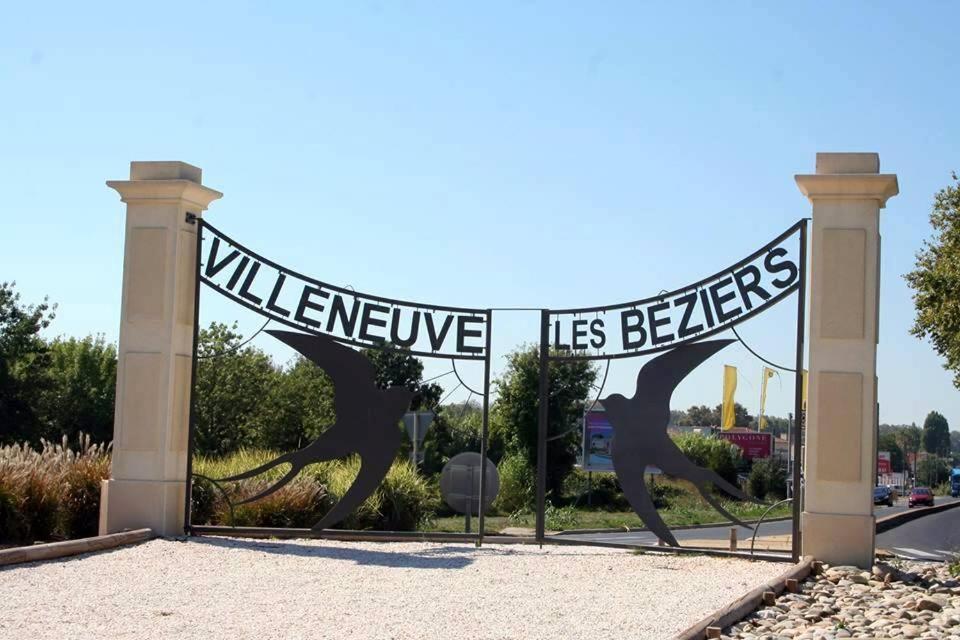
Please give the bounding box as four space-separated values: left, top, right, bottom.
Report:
601 339 760 547
218 329 413 531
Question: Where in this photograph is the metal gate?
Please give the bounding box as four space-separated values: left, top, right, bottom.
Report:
535 220 807 560
183 215 807 560
183 217 495 543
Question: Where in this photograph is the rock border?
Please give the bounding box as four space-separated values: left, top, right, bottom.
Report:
671 556 816 640
0 528 154 567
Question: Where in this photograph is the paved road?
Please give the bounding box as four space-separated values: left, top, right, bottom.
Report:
560 498 959 558
877 503 960 562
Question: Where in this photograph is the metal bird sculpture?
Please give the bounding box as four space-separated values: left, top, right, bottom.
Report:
218 330 413 531
601 339 760 547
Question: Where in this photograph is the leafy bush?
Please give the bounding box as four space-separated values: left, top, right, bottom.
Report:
748 457 787 500
193 451 438 531
544 502 579 530
376 461 438 530
672 433 742 486
492 452 536 514
0 434 111 544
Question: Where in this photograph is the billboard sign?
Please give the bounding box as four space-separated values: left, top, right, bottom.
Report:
582 410 615 472
877 451 892 475
719 432 772 460
581 409 660 474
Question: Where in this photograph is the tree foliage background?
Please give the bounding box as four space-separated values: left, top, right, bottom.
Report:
491 345 597 499
907 173 960 388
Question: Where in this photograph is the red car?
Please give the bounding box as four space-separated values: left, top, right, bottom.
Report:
908 487 935 508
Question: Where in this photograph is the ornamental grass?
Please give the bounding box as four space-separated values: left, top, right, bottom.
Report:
0 433 110 544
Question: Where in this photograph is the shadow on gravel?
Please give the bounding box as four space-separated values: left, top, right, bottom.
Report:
187 537 503 569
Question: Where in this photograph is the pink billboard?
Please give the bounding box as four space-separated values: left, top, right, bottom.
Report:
719 432 772 460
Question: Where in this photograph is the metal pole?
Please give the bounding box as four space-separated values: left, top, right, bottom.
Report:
587 471 592 507
183 214 203 535
535 309 550 542
476 309 493 546
790 220 808 562
412 412 419 468
786 413 793 497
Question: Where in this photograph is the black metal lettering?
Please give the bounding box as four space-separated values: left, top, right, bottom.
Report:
764 247 799 288
424 313 454 351
571 319 589 350
553 320 570 350
674 291 703 339
359 303 389 343
709 277 742 323
326 295 360 336
204 237 241 278
699 289 715 327
294 286 329 328
456 316 484 354
265 273 291 317
589 318 606 349
733 264 770 310
238 261 264 306
620 309 647 349
390 308 421 348
225 256 249 291
648 301 674 345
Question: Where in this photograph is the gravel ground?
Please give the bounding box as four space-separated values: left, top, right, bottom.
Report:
0 537 784 640
723 561 960 639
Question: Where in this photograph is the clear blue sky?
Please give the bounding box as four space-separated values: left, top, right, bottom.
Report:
2 2 958 427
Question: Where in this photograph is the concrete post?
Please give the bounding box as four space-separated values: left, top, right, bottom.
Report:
99 162 221 536
796 153 898 567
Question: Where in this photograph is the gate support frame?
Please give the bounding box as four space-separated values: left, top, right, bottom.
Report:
796 152 898 567
100 161 221 537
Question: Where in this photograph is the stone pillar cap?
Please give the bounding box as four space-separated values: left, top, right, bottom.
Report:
106 161 222 210
795 152 898 207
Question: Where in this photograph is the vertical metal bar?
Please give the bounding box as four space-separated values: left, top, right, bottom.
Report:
791 220 808 562
535 309 550 542
412 412 419 467
183 215 204 535
476 309 493 546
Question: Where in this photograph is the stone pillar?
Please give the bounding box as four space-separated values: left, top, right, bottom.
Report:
99 162 221 536
796 153 898 567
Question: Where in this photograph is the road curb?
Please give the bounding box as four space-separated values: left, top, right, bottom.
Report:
553 515 793 536
0 528 154 567
671 555 815 640
876 499 960 533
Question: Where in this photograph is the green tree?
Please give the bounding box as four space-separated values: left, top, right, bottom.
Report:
194 322 279 456
877 432 905 472
0 282 56 444
677 403 752 427
259 356 335 451
918 457 950 487
923 411 951 457
747 456 787 500
492 345 597 499
894 424 922 477
37 335 117 444
420 401 485 475
672 433 742 486
362 343 441 411
906 173 960 388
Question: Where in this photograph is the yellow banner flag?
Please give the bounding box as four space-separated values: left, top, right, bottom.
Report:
722 365 737 430
758 367 776 430
801 369 808 412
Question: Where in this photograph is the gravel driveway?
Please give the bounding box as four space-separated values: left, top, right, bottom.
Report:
0 537 785 640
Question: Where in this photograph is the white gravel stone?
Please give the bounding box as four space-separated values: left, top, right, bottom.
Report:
0 537 785 640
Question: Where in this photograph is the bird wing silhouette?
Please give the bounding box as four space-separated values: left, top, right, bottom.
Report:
267 329 377 416
632 339 735 404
